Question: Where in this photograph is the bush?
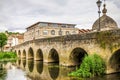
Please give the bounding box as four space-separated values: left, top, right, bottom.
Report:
0 52 17 60
68 54 106 78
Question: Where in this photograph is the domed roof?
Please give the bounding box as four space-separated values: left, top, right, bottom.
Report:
92 15 118 31
92 3 118 31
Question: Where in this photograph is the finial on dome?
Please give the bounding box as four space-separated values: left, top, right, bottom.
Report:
102 0 107 15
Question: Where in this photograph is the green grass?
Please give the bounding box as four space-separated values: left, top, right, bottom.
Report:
68 54 106 78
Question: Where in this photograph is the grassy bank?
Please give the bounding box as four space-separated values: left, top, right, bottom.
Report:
0 52 17 61
68 54 106 78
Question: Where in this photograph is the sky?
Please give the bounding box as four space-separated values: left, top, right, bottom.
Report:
0 0 120 33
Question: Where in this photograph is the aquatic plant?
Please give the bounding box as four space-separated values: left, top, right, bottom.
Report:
68 54 106 78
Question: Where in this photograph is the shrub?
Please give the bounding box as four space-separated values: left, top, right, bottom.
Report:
68 54 106 78
0 52 17 60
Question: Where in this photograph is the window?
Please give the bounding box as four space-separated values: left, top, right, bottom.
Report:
51 30 55 35
52 24 58 27
39 23 48 27
66 31 70 35
43 30 48 35
58 29 62 35
36 30 39 35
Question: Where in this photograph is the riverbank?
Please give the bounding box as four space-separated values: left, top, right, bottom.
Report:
0 52 17 61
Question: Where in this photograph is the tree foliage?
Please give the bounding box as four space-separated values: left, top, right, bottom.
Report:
0 33 7 51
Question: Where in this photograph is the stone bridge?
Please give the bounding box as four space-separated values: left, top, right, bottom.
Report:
13 29 120 74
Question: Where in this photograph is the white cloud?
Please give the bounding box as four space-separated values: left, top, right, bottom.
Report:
0 0 120 33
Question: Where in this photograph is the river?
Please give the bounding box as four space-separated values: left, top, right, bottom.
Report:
0 60 120 80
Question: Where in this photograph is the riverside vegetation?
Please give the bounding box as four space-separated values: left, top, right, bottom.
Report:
69 54 106 78
0 52 17 61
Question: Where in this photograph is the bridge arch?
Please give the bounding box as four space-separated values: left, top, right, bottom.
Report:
28 47 34 60
36 49 43 61
18 50 21 58
22 49 26 59
109 49 120 71
48 48 59 63
69 47 87 66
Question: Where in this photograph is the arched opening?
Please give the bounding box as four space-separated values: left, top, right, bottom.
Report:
28 47 34 60
109 49 120 71
48 48 59 63
22 50 26 59
18 50 21 58
69 47 87 66
36 49 43 61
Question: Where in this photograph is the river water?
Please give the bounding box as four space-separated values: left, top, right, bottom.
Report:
0 60 120 80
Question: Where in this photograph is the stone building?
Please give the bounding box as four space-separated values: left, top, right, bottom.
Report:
24 22 79 42
92 3 118 31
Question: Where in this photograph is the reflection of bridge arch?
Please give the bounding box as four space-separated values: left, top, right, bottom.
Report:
69 47 87 66
48 48 59 63
28 47 34 60
28 60 34 72
35 49 43 61
109 49 120 72
36 61 43 74
48 64 59 80
22 49 26 59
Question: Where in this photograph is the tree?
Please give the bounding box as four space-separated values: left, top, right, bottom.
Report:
0 33 7 51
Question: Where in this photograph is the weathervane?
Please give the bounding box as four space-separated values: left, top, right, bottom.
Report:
96 0 102 31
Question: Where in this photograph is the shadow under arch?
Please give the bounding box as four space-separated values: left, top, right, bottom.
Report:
69 47 87 66
28 47 34 60
36 49 43 61
18 50 21 58
48 48 59 63
109 49 120 71
22 49 26 59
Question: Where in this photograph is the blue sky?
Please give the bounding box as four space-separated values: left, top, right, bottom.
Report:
0 0 120 32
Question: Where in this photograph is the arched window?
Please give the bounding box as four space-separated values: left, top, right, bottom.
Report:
66 31 69 35
51 30 55 35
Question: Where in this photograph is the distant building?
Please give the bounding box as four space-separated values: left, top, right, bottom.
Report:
24 22 79 42
4 33 24 51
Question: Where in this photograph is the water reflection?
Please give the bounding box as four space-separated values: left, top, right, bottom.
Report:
48 63 59 80
0 63 6 80
28 60 34 72
1 60 120 80
22 60 26 68
36 61 43 74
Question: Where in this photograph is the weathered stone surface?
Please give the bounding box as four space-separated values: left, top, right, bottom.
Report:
13 29 120 74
